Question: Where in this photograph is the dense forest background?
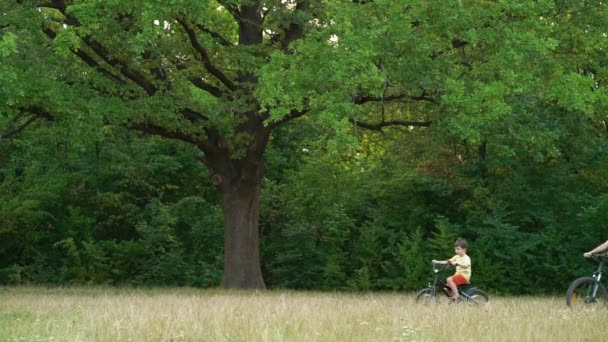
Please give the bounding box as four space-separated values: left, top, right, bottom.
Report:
2 1 608 294
1 116 607 294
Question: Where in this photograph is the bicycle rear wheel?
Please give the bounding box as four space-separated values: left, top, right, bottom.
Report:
415 288 438 304
566 276 608 309
464 288 489 305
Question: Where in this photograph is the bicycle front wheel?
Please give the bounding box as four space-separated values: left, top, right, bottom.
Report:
415 288 438 304
566 276 608 309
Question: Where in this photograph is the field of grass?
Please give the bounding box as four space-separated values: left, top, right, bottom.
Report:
1 286 607 341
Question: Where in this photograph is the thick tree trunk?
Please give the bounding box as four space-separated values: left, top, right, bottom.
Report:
204 2 268 289
203 123 270 289
218 179 266 289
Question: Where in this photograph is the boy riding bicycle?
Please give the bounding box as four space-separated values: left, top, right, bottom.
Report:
432 238 471 301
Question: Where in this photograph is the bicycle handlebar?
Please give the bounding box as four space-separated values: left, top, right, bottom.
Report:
585 253 608 260
431 261 454 272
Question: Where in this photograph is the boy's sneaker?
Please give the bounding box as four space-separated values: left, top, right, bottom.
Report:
448 296 462 304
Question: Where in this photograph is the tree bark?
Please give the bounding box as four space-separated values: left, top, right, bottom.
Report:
202 123 269 289
218 176 266 289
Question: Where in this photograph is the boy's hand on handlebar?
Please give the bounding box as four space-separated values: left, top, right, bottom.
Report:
584 252 592 258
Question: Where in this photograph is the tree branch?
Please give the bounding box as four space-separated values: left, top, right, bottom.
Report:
42 28 125 85
35 0 66 11
1 116 40 140
279 1 311 52
172 61 224 98
81 37 158 95
266 108 310 129
350 118 431 131
38 2 157 95
195 23 233 47
1 107 55 140
352 89 436 131
180 108 209 123
187 77 224 98
354 91 439 105
176 18 237 92
216 0 241 21
128 122 202 146
23 106 55 121
237 2 263 46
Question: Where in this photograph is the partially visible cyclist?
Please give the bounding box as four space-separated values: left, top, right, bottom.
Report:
566 242 608 309
584 240 608 257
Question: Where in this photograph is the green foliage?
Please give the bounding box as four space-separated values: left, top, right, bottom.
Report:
2 1 608 293
53 237 86 284
398 228 428 291
134 200 187 285
0 126 223 287
260 94 608 293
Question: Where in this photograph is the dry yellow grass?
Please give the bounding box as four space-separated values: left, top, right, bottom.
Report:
0 286 607 341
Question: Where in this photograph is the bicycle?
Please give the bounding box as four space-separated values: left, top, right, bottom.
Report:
565 253 608 309
415 261 489 305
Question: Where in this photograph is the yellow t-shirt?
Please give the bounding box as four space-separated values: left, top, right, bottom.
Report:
449 254 471 281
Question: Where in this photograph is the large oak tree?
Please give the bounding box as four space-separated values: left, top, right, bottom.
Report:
1 0 606 288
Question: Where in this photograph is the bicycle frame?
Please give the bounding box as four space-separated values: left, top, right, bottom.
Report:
586 256 606 299
426 263 473 299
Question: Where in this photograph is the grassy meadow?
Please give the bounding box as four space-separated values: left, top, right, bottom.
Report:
0 286 606 341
